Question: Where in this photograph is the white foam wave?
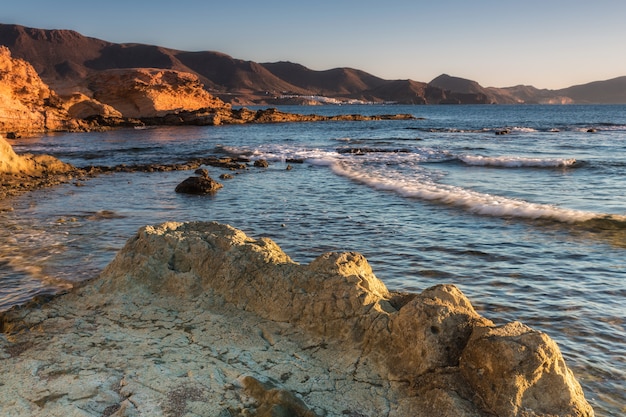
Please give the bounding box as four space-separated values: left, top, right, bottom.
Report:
329 162 608 223
459 155 577 168
509 126 538 133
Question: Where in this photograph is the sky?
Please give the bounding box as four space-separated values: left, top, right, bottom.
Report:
3 0 626 89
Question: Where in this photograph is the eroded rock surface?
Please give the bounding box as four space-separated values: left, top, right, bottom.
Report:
0 222 594 417
0 46 82 133
88 68 228 118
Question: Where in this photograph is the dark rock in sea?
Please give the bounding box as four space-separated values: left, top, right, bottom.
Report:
285 158 304 164
175 176 223 194
587 128 597 133
495 129 510 135
219 173 234 180
254 159 269 168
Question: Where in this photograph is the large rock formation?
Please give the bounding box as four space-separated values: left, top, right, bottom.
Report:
0 221 594 417
88 68 228 118
0 46 80 133
0 42 230 133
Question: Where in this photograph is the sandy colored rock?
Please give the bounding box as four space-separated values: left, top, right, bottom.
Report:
61 92 123 119
0 46 78 133
88 68 228 118
0 134 73 175
0 221 594 417
460 321 593 417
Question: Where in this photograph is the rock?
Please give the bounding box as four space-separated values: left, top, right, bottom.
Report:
0 46 78 133
240 376 319 417
1 222 594 417
254 159 269 168
87 68 228 118
174 175 223 194
92 222 591 416
61 92 122 119
0 135 74 175
382 285 491 380
460 322 594 417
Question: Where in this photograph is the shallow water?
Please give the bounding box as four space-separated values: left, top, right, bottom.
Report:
2 104 625 416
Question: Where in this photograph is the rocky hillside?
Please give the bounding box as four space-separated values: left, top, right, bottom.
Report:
87 68 227 118
0 45 82 133
0 37 233 134
2 23 624 105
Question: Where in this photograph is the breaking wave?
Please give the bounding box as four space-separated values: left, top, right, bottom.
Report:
459 155 579 168
328 161 626 226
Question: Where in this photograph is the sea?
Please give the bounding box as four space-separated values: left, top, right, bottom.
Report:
1 104 625 416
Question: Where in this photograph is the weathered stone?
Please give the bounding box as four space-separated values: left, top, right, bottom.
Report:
61 92 122 119
254 159 269 168
0 135 74 175
240 376 319 417
0 222 594 417
381 284 492 381
88 68 227 118
460 322 594 417
174 175 223 194
0 46 80 133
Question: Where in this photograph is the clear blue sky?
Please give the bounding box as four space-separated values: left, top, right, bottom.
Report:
3 0 626 89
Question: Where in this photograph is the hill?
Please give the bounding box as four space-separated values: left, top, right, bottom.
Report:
1 23 625 105
557 76 626 104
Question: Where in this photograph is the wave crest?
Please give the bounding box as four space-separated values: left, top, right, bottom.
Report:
459 155 578 168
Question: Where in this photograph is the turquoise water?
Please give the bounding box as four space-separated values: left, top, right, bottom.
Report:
2 105 625 415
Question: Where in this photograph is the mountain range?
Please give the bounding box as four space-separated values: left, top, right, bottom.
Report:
1 23 625 105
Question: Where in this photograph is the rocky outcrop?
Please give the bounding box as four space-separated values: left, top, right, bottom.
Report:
0 46 83 134
0 134 81 198
88 68 228 118
1 221 594 417
0 134 72 175
61 92 123 119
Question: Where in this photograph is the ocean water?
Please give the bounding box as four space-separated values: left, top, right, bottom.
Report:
2 104 625 416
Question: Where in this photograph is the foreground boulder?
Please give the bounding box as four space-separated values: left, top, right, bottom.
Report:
0 222 594 417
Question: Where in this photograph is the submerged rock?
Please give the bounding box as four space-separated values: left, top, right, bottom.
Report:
0 222 594 417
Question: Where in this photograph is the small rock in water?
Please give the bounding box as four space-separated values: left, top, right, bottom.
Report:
254 159 269 168
175 176 223 194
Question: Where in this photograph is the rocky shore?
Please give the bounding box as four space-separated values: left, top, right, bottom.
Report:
0 38 596 417
0 221 594 417
0 45 413 137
